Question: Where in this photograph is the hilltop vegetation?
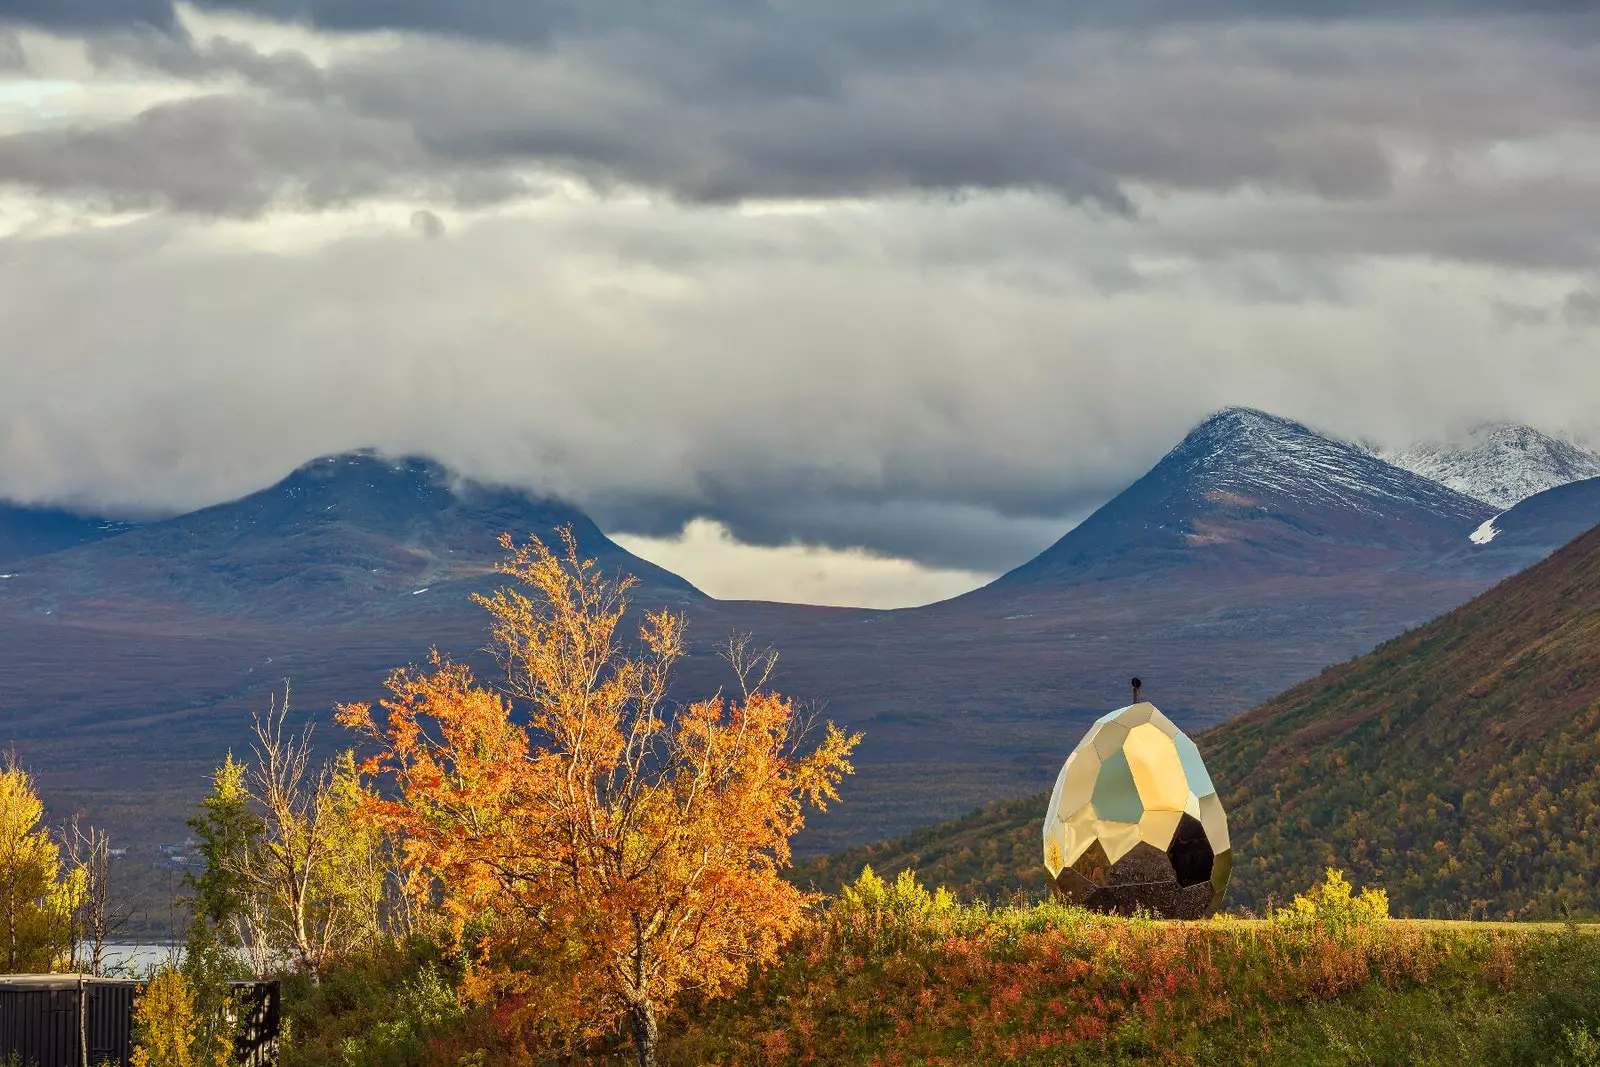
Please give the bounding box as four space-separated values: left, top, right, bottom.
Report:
274 868 1600 1066
801 522 1600 920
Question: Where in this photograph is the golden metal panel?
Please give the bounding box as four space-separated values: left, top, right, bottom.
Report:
1092 720 1131 760
1099 820 1144 864
1199 791 1231 853
1124 723 1189 811
1138 808 1185 851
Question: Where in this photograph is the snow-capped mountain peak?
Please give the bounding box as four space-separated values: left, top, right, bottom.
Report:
993 407 1492 587
1379 423 1600 510
1161 407 1488 520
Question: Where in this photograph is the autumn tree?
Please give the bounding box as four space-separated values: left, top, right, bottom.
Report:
131 967 204 1067
339 528 860 1067
187 693 389 980
0 755 82 972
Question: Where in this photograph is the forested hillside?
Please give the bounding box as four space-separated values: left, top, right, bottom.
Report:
799 522 1600 919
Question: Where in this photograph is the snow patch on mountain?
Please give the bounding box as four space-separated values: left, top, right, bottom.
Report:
1379 424 1600 511
1469 516 1502 545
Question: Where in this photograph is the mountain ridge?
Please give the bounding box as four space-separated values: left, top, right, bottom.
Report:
0 450 702 621
1445 476 1600 577
988 407 1491 590
1378 422 1600 510
0 503 134 569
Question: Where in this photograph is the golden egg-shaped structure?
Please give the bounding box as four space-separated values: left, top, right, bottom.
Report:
1043 701 1230 918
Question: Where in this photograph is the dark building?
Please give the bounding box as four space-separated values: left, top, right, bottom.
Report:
0 975 279 1067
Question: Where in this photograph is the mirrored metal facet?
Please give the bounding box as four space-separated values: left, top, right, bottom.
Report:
1057 746 1102 820
1091 748 1144 823
1092 721 1131 760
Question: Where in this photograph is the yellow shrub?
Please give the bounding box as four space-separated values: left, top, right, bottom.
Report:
838 866 957 920
1275 867 1389 931
131 969 199 1067
0 760 81 971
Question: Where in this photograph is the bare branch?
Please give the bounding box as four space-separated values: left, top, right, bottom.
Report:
719 631 778 701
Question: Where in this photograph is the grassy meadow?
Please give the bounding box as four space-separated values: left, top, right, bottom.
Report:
274 869 1600 1067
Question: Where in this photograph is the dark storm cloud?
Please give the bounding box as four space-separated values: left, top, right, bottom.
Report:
0 95 408 214
0 198 1597 574
0 93 527 215
584 488 1117 574
4 0 1596 40
4 9 1598 242
0 0 173 33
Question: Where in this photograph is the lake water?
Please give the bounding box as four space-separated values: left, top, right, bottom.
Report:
92 941 182 976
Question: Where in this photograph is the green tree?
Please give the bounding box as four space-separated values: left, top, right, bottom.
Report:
309 751 388 950
186 752 270 975
180 920 249 1067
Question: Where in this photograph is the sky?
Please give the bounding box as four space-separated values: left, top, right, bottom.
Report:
2 1 1598 607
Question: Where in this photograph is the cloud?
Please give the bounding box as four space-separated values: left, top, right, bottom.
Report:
1565 286 1600 326
1 0 1599 602
0 0 175 34
409 208 444 239
0 92 528 215
0 7 1594 251
6 0 1598 41
0 30 24 69
1 195 1596 577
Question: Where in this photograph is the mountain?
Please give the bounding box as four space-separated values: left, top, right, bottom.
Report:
0 451 701 619
798 518 1600 919
1207 516 1600 918
0 412 1549 879
0 451 707 862
763 408 1508 854
1379 423 1600 510
992 408 1491 589
0 503 133 569
1453 476 1600 575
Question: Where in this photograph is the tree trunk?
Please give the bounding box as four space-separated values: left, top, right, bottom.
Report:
7 871 16 972
626 997 659 1067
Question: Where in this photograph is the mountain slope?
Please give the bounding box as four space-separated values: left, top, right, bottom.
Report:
1209 517 1600 918
800 518 1600 918
0 451 701 619
0 504 133 568
991 408 1491 588
1451 476 1600 576
1380 423 1600 510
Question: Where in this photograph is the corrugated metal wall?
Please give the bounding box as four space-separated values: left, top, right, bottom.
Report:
84 982 139 1066
0 984 82 1067
231 982 281 1067
0 976 280 1067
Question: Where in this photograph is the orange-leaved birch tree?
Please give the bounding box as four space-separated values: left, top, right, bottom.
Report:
338 527 859 1067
